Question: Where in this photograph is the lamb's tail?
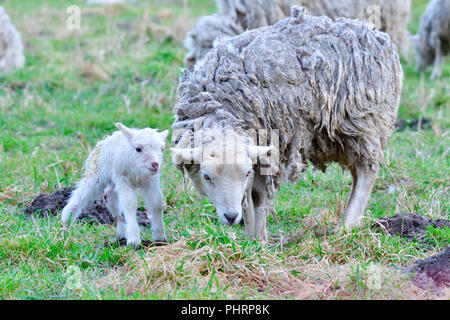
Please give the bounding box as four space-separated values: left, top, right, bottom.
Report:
61 177 100 229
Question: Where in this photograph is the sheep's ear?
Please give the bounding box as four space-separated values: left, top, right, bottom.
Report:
248 145 274 161
170 147 202 165
115 123 133 140
159 130 169 141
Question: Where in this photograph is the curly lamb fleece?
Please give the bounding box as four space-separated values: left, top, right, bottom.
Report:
413 0 450 79
183 0 410 69
0 6 25 72
173 7 403 233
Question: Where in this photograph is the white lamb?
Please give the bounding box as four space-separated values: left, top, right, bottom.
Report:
61 123 169 246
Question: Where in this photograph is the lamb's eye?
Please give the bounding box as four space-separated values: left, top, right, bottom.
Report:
246 170 253 177
203 174 211 181
161 146 164 152
135 146 143 153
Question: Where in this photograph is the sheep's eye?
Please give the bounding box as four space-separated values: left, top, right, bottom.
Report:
135 146 143 153
203 174 211 181
246 170 253 177
161 146 164 152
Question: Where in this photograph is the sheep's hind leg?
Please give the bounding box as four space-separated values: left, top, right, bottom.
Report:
343 164 379 230
61 178 100 230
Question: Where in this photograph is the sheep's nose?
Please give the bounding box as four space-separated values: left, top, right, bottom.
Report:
151 162 159 170
224 212 238 224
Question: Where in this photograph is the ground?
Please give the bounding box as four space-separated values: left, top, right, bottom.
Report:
0 0 448 299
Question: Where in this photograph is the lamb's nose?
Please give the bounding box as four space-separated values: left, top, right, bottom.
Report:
224 212 238 224
151 162 159 170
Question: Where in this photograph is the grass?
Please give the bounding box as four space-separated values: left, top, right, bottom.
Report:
0 0 449 299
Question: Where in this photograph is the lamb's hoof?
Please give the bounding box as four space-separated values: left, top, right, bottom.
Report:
118 237 128 246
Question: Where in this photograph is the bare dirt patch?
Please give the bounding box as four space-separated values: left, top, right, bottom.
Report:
406 246 450 294
372 213 449 242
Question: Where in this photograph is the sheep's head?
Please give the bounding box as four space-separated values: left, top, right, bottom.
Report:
171 130 272 226
116 123 168 175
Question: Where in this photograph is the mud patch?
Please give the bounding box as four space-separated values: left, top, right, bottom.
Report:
395 117 433 131
405 246 450 293
372 213 449 242
23 187 151 227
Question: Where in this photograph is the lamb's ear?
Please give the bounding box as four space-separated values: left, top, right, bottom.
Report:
170 147 202 165
159 130 169 141
248 145 274 161
115 123 133 140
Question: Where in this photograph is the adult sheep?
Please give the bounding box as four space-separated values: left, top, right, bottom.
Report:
412 0 450 79
183 0 410 69
171 7 403 241
0 6 25 72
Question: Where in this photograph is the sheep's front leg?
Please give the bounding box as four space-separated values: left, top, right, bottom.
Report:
254 206 268 242
116 182 140 246
252 173 272 242
242 184 256 240
142 177 167 242
431 38 442 80
343 163 379 229
105 188 126 240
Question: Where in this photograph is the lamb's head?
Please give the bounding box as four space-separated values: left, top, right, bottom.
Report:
171 130 272 226
116 123 169 175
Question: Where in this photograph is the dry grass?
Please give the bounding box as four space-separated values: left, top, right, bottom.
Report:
96 207 448 300
97 228 447 300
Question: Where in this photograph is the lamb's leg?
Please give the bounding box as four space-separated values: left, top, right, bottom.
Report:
431 38 442 80
105 189 126 240
343 164 379 229
141 178 167 243
61 177 100 230
116 182 140 246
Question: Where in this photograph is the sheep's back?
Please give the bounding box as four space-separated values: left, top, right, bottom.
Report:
221 14 400 144
175 10 402 174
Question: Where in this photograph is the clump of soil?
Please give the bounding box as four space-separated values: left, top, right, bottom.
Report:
23 187 151 227
372 213 449 242
395 117 433 131
405 246 450 293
